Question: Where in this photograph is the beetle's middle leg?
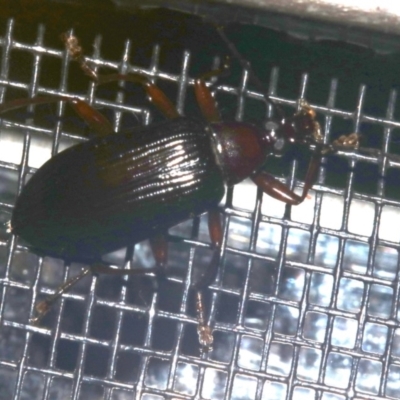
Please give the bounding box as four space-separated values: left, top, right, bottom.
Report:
190 208 223 351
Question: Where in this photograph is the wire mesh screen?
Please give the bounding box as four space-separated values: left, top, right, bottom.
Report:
0 14 400 400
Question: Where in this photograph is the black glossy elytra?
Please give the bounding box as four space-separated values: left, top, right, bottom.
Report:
1 30 358 351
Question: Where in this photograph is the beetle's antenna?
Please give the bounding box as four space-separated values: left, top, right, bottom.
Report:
215 25 285 120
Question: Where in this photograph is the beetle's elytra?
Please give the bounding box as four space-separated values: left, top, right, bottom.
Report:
2 31 358 351
12 118 224 261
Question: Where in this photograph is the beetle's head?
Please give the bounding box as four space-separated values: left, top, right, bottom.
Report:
267 100 323 155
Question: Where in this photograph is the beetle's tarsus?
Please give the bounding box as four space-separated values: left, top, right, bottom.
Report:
197 324 213 352
332 132 360 148
30 299 52 325
29 268 92 325
195 291 213 352
61 32 98 81
296 99 323 144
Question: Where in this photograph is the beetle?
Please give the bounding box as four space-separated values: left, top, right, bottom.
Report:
0 30 357 351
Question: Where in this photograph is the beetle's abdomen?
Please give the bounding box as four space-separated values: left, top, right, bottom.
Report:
12 118 224 261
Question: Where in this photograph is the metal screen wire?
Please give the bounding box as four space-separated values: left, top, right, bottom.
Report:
0 18 399 400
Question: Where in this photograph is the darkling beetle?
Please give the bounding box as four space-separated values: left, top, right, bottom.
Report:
1 28 358 351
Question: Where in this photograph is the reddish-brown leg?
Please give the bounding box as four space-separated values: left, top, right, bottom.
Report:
193 57 230 123
96 73 180 120
31 262 162 324
95 58 229 123
191 63 231 349
192 208 223 351
0 95 115 137
31 235 170 324
252 152 321 205
63 33 180 120
194 78 221 123
32 234 170 324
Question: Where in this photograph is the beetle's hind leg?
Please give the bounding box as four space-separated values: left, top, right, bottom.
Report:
30 233 169 323
30 267 92 324
0 95 115 137
62 33 180 120
30 259 165 324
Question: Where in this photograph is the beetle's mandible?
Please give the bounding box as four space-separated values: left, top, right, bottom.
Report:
1 30 358 351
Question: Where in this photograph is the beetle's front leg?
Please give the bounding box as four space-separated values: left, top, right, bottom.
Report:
252 151 321 205
252 129 360 205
